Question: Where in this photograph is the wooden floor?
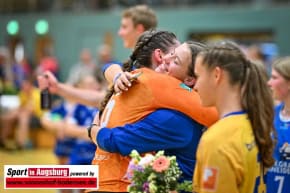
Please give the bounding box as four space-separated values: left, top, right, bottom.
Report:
0 148 58 193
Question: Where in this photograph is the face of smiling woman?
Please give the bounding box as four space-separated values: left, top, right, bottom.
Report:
156 43 191 82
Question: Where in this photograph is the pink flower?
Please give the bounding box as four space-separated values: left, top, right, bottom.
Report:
152 156 170 172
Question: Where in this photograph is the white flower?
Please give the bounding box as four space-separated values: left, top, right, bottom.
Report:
130 149 141 161
139 154 154 167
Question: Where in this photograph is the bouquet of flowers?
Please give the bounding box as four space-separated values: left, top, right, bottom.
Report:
126 150 192 193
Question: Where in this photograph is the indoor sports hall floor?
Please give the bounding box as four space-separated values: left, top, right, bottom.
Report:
1 148 58 193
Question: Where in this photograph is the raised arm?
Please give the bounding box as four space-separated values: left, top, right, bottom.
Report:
103 63 136 93
37 71 105 107
103 63 124 85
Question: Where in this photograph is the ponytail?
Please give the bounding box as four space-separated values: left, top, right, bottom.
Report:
241 61 276 168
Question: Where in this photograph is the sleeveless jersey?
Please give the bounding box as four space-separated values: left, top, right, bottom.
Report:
90 68 218 192
193 114 265 193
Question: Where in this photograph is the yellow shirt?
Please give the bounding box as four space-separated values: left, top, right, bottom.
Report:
193 114 264 193
19 87 42 117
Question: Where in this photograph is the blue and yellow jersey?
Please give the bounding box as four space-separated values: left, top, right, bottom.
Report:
193 113 264 193
266 103 290 193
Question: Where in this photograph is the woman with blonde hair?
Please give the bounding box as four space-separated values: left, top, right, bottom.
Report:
267 56 290 193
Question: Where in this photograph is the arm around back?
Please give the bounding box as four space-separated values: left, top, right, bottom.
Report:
96 108 203 156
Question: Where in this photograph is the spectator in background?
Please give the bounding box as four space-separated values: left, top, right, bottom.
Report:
37 5 157 107
40 100 76 193
0 48 6 82
41 100 76 163
97 44 115 66
0 47 16 95
267 56 290 193
41 73 104 193
36 48 59 77
12 56 32 91
245 44 269 75
0 75 43 150
66 48 96 85
0 47 11 81
63 75 101 166
246 44 265 63
103 4 158 84
0 48 6 93
42 74 103 165
41 69 105 162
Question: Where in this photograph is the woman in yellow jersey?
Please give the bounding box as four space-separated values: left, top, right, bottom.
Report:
193 41 275 193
